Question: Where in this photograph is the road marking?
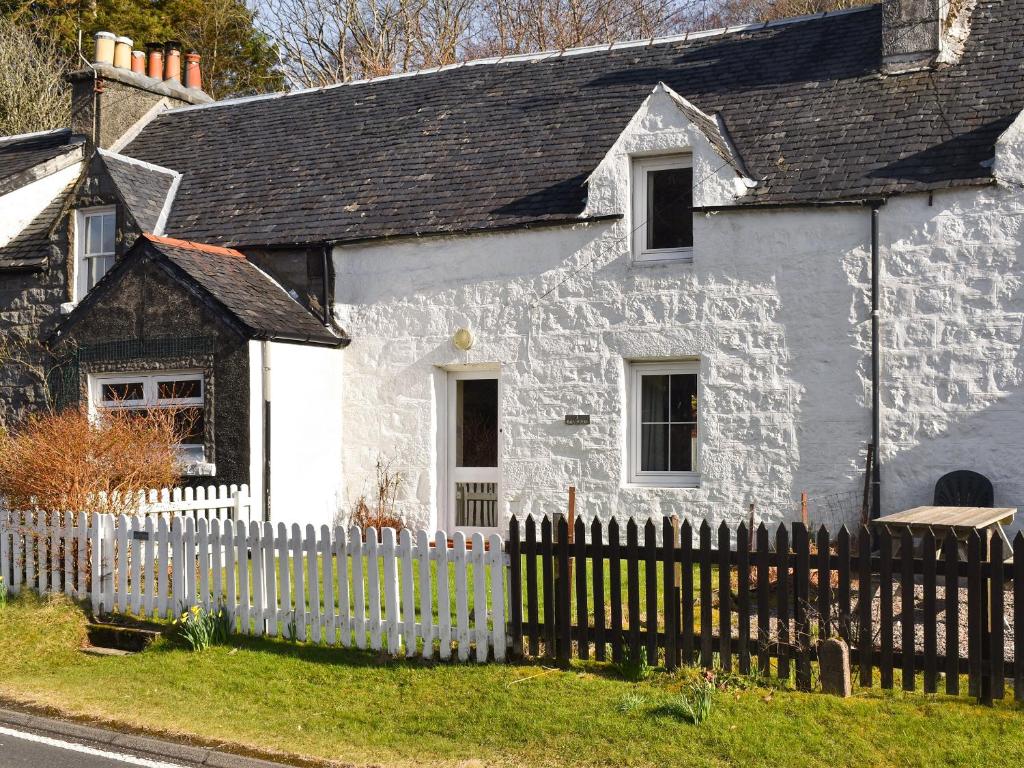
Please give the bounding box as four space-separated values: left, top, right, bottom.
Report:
0 725 190 767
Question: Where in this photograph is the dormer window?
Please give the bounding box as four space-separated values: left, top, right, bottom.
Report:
75 207 116 301
632 156 693 263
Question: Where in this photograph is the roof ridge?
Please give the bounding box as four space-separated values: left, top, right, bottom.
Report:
143 233 245 259
0 127 71 145
161 4 875 116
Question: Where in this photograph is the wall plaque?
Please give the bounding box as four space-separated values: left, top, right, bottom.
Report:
564 414 591 426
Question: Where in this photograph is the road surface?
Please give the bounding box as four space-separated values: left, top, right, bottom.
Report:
0 724 193 767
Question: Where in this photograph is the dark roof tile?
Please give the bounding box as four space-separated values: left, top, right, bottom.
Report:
113 0 1024 246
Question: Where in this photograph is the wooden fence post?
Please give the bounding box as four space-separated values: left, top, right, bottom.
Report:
508 516 523 659
556 515 571 663
793 522 811 691
662 516 677 672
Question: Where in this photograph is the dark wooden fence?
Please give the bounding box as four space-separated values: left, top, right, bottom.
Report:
505 515 1021 704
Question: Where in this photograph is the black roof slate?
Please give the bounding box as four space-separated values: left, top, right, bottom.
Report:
107 0 1024 246
0 177 75 271
141 236 345 345
100 152 179 233
0 129 82 184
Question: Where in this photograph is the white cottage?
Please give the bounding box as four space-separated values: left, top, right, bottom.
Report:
1 0 1023 535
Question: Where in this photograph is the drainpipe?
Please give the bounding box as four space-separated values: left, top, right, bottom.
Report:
262 340 272 522
321 244 331 326
870 201 884 519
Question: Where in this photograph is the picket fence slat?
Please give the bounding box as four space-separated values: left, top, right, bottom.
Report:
306 524 321 644
336 526 351 647
417 529 432 658
454 532 470 661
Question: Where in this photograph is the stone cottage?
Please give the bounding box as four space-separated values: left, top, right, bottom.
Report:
1 0 1023 533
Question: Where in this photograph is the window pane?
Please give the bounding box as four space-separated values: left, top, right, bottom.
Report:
87 215 103 255
88 254 115 290
101 382 144 403
647 167 693 250
455 378 498 467
670 423 696 472
173 407 204 444
640 374 669 422
670 374 698 422
158 379 202 400
641 423 669 471
100 212 115 253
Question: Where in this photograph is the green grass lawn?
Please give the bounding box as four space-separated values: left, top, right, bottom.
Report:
1 592 1022 768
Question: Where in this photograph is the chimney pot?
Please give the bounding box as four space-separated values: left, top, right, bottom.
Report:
93 31 115 65
130 50 145 74
163 41 182 81
145 42 163 78
184 52 202 90
113 36 133 69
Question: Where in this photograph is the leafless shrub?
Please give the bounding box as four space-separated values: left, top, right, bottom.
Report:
0 406 188 516
351 456 406 536
0 17 70 136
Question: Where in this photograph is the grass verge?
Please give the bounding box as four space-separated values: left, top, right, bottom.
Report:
0 592 1022 768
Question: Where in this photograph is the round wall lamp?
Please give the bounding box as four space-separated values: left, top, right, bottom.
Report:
452 327 473 351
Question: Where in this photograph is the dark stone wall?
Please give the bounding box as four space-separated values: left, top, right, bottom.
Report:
0 154 145 428
55 259 251 487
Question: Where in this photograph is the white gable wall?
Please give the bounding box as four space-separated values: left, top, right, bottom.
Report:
332 96 1024 533
0 163 81 247
249 339 346 529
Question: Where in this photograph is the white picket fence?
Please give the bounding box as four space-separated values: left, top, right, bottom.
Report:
92 484 253 524
0 511 507 661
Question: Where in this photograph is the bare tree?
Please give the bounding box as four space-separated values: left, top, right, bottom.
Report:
260 0 858 88
0 17 70 136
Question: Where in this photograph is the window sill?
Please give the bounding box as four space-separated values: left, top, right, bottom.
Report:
630 250 694 267
181 460 217 477
625 476 702 490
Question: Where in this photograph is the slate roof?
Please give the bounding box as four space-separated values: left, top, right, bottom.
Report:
0 129 82 184
137 235 344 345
117 0 1024 247
0 176 75 271
100 151 180 234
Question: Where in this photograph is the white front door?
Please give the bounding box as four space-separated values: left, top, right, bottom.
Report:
446 371 500 532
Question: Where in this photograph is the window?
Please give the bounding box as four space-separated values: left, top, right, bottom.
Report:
75 207 116 301
628 361 699 486
632 156 694 262
91 371 205 463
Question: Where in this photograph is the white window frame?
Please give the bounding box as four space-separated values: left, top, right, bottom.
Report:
89 371 205 463
627 360 700 488
631 155 694 264
444 369 501 535
74 206 117 302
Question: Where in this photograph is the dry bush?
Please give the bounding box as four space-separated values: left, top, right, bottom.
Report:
0 17 69 135
0 406 187 515
351 456 406 536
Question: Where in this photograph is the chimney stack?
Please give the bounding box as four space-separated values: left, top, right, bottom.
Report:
93 31 115 66
881 0 953 72
130 50 145 74
163 41 182 81
184 52 202 90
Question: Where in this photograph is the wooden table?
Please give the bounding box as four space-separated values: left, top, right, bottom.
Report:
874 505 1016 558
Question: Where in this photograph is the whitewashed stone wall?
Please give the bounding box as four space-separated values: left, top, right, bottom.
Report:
334 87 875 532
333 89 1024 534
879 114 1024 527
